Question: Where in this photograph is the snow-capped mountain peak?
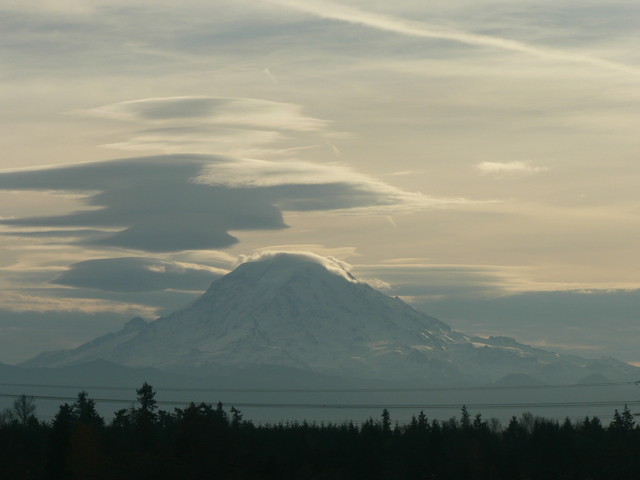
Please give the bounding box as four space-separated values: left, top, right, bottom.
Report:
23 252 638 384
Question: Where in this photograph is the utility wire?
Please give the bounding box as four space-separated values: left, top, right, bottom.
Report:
0 380 637 394
1 392 638 411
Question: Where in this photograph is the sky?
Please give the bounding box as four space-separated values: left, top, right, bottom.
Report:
0 0 638 366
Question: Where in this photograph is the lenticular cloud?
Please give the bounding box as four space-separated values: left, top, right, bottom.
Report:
0 154 461 252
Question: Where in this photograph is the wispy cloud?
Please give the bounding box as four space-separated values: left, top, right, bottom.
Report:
477 161 548 177
85 96 328 132
354 262 640 304
353 262 536 301
0 292 157 317
266 0 640 75
84 97 330 158
102 127 287 157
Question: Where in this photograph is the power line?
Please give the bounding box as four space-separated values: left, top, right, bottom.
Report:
1 392 638 411
0 380 637 394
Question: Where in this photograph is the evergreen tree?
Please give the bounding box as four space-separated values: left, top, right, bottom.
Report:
73 391 104 427
135 382 158 425
460 404 471 430
417 410 428 430
46 403 74 480
473 413 487 431
111 408 132 429
610 405 635 432
381 408 391 435
51 392 106 480
230 406 243 428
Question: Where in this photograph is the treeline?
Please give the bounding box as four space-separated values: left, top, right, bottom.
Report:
0 383 639 479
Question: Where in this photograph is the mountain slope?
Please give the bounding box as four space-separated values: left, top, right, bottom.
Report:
24 252 638 384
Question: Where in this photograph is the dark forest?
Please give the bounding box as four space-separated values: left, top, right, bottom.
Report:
1 383 638 479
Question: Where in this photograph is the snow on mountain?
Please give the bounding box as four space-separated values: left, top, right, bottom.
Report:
24 252 638 384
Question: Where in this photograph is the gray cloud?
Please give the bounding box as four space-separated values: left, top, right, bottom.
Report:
52 257 225 293
0 155 269 251
0 154 456 252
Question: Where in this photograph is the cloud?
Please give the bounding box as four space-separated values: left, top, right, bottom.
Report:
52 257 226 292
477 161 548 177
411 288 640 364
103 127 287 156
84 96 337 158
344 259 640 363
0 155 282 251
353 260 640 302
194 158 465 213
196 157 471 214
0 154 467 252
249 244 359 260
236 250 357 283
1 0 99 15
353 262 533 301
195 158 363 187
0 291 157 317
85 96 328 132
171 249 237 269
265 0 640 75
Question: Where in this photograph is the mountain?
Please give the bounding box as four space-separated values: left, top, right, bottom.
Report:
23 252 638 385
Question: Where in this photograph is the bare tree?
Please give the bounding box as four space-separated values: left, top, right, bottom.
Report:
0 408 13 426
12 394 36 427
